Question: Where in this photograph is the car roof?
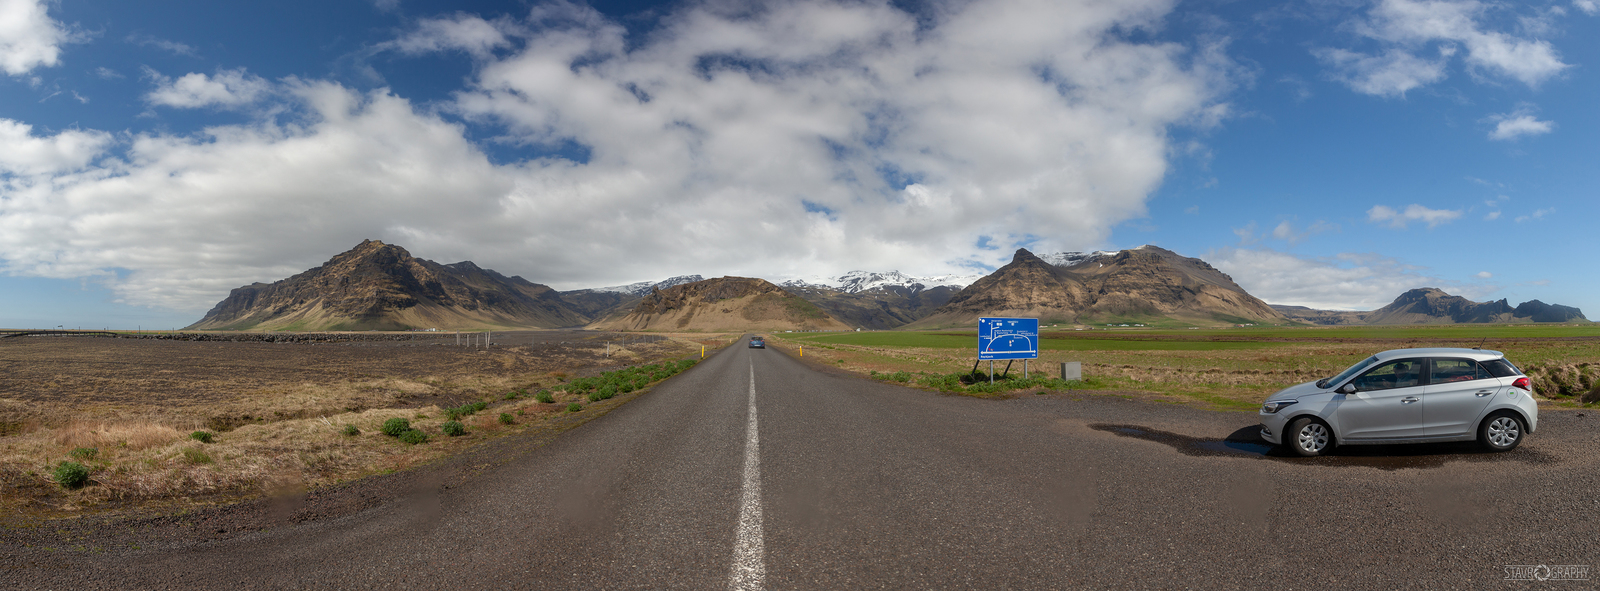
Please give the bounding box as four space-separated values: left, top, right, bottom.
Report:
1371 347 1504 362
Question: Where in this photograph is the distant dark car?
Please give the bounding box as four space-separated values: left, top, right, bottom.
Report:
749 337 765 349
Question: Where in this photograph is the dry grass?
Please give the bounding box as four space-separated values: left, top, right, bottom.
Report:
0 334 713 518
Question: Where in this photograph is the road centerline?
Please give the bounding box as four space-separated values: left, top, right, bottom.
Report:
728 360 765 590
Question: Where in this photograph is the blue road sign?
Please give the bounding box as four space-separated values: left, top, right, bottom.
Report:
978 317 1039 360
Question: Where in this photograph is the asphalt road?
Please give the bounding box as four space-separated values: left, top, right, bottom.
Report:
5 337 1598 589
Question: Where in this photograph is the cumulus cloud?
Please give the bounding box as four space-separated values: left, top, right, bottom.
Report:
0 0 72 75
0 0 1234 312
0 119 113 176
1316 0 1570 96
1577 0 1599 16
1487 108 1553 140
1 82 515 309
1208 248 1477 310
145 68 272 109
1367 204 1462 228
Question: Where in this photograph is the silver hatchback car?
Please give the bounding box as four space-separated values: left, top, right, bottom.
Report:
1259 348 1538 456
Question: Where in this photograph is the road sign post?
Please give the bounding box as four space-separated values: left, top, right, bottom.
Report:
978 317 1039 382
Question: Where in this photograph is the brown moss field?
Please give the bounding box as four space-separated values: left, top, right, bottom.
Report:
0 331 733 519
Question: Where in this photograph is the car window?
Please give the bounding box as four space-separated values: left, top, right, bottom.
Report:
1350 359 1422 391
1430 358 1485 384
1481 358 1521 378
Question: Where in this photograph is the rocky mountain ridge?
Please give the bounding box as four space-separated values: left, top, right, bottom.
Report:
188 240 588 331
908 246 1284 328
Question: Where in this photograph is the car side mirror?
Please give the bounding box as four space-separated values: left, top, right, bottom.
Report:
1337 383 1357 395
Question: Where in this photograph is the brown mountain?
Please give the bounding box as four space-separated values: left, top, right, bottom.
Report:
781 284 962 330
187 240 587 331
907 246 1284 328
1274 288 1589 325
597 277 851 332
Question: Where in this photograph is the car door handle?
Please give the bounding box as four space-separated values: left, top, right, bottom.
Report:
1402 397 1419 403
1476 390 1493 397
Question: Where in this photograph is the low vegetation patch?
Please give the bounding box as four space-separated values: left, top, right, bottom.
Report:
381 418 412 437
441 421 466 437
397 429 429 445
52 461 90 489
190 430 215 444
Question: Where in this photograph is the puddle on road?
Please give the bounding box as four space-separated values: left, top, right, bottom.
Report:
1089 423 1554 471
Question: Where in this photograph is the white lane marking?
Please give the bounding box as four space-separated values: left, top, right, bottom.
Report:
728 362 765 590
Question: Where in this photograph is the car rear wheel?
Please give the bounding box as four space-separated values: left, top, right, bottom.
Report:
1286 417 1331 457
1479 412 1524 452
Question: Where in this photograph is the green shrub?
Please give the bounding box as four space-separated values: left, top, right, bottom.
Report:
342 424 361 436
381 418 411 437
566 402 582 413
441 421 466 437
445 407 464 421
471 401 488 412
189 430 215 444
70 447 98 460
398 429 429 445
182 447 213 465
52 461 90 489
620 383 635 394
535 390 554 404
498 412 514 425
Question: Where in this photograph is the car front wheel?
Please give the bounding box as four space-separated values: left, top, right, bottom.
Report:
1286 417 1332 457
1479 413 1524 452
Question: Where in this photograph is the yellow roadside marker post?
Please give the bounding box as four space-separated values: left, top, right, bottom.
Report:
701 345 705 359
799 346 803 357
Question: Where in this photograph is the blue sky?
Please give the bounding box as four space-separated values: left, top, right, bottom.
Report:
0 0 1595 329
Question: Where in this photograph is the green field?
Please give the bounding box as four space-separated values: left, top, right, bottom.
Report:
779 325 1600 409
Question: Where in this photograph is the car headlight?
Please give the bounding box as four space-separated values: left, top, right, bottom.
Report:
1261 399 1298 414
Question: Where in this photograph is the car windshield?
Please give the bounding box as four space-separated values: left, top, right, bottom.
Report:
1323 355 1379 387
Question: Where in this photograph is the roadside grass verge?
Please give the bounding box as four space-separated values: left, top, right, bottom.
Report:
0 338 710 519
769 325 1600 409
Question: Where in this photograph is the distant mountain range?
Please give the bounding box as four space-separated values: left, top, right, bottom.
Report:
188 240 1589 331
1273 287 1588 325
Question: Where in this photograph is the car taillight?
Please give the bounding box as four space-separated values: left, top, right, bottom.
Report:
1512 377 1531 391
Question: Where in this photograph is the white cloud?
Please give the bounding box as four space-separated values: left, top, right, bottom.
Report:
0 0 1235 312
1208 248 1465 310
145 68 271 109
1367 204 1462 228
0 0 72 75
381 13 515 57
1312 47 1447 97
1515 207 1553 222
1487 108 1553 140
1475 271 1492 278
1271 219 1337 246
1577 1 1599 16
127 34 198 57
1316 0 1571 96
0 119 113 176
0 82 515 309
1484 210 1501 220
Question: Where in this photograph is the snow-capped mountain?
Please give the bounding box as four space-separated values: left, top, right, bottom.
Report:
1037 250 1122 267
591 275 705 296
782 270 984 294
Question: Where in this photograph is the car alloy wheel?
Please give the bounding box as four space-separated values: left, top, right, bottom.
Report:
1288 417 1330 457
1481 414 1523 452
